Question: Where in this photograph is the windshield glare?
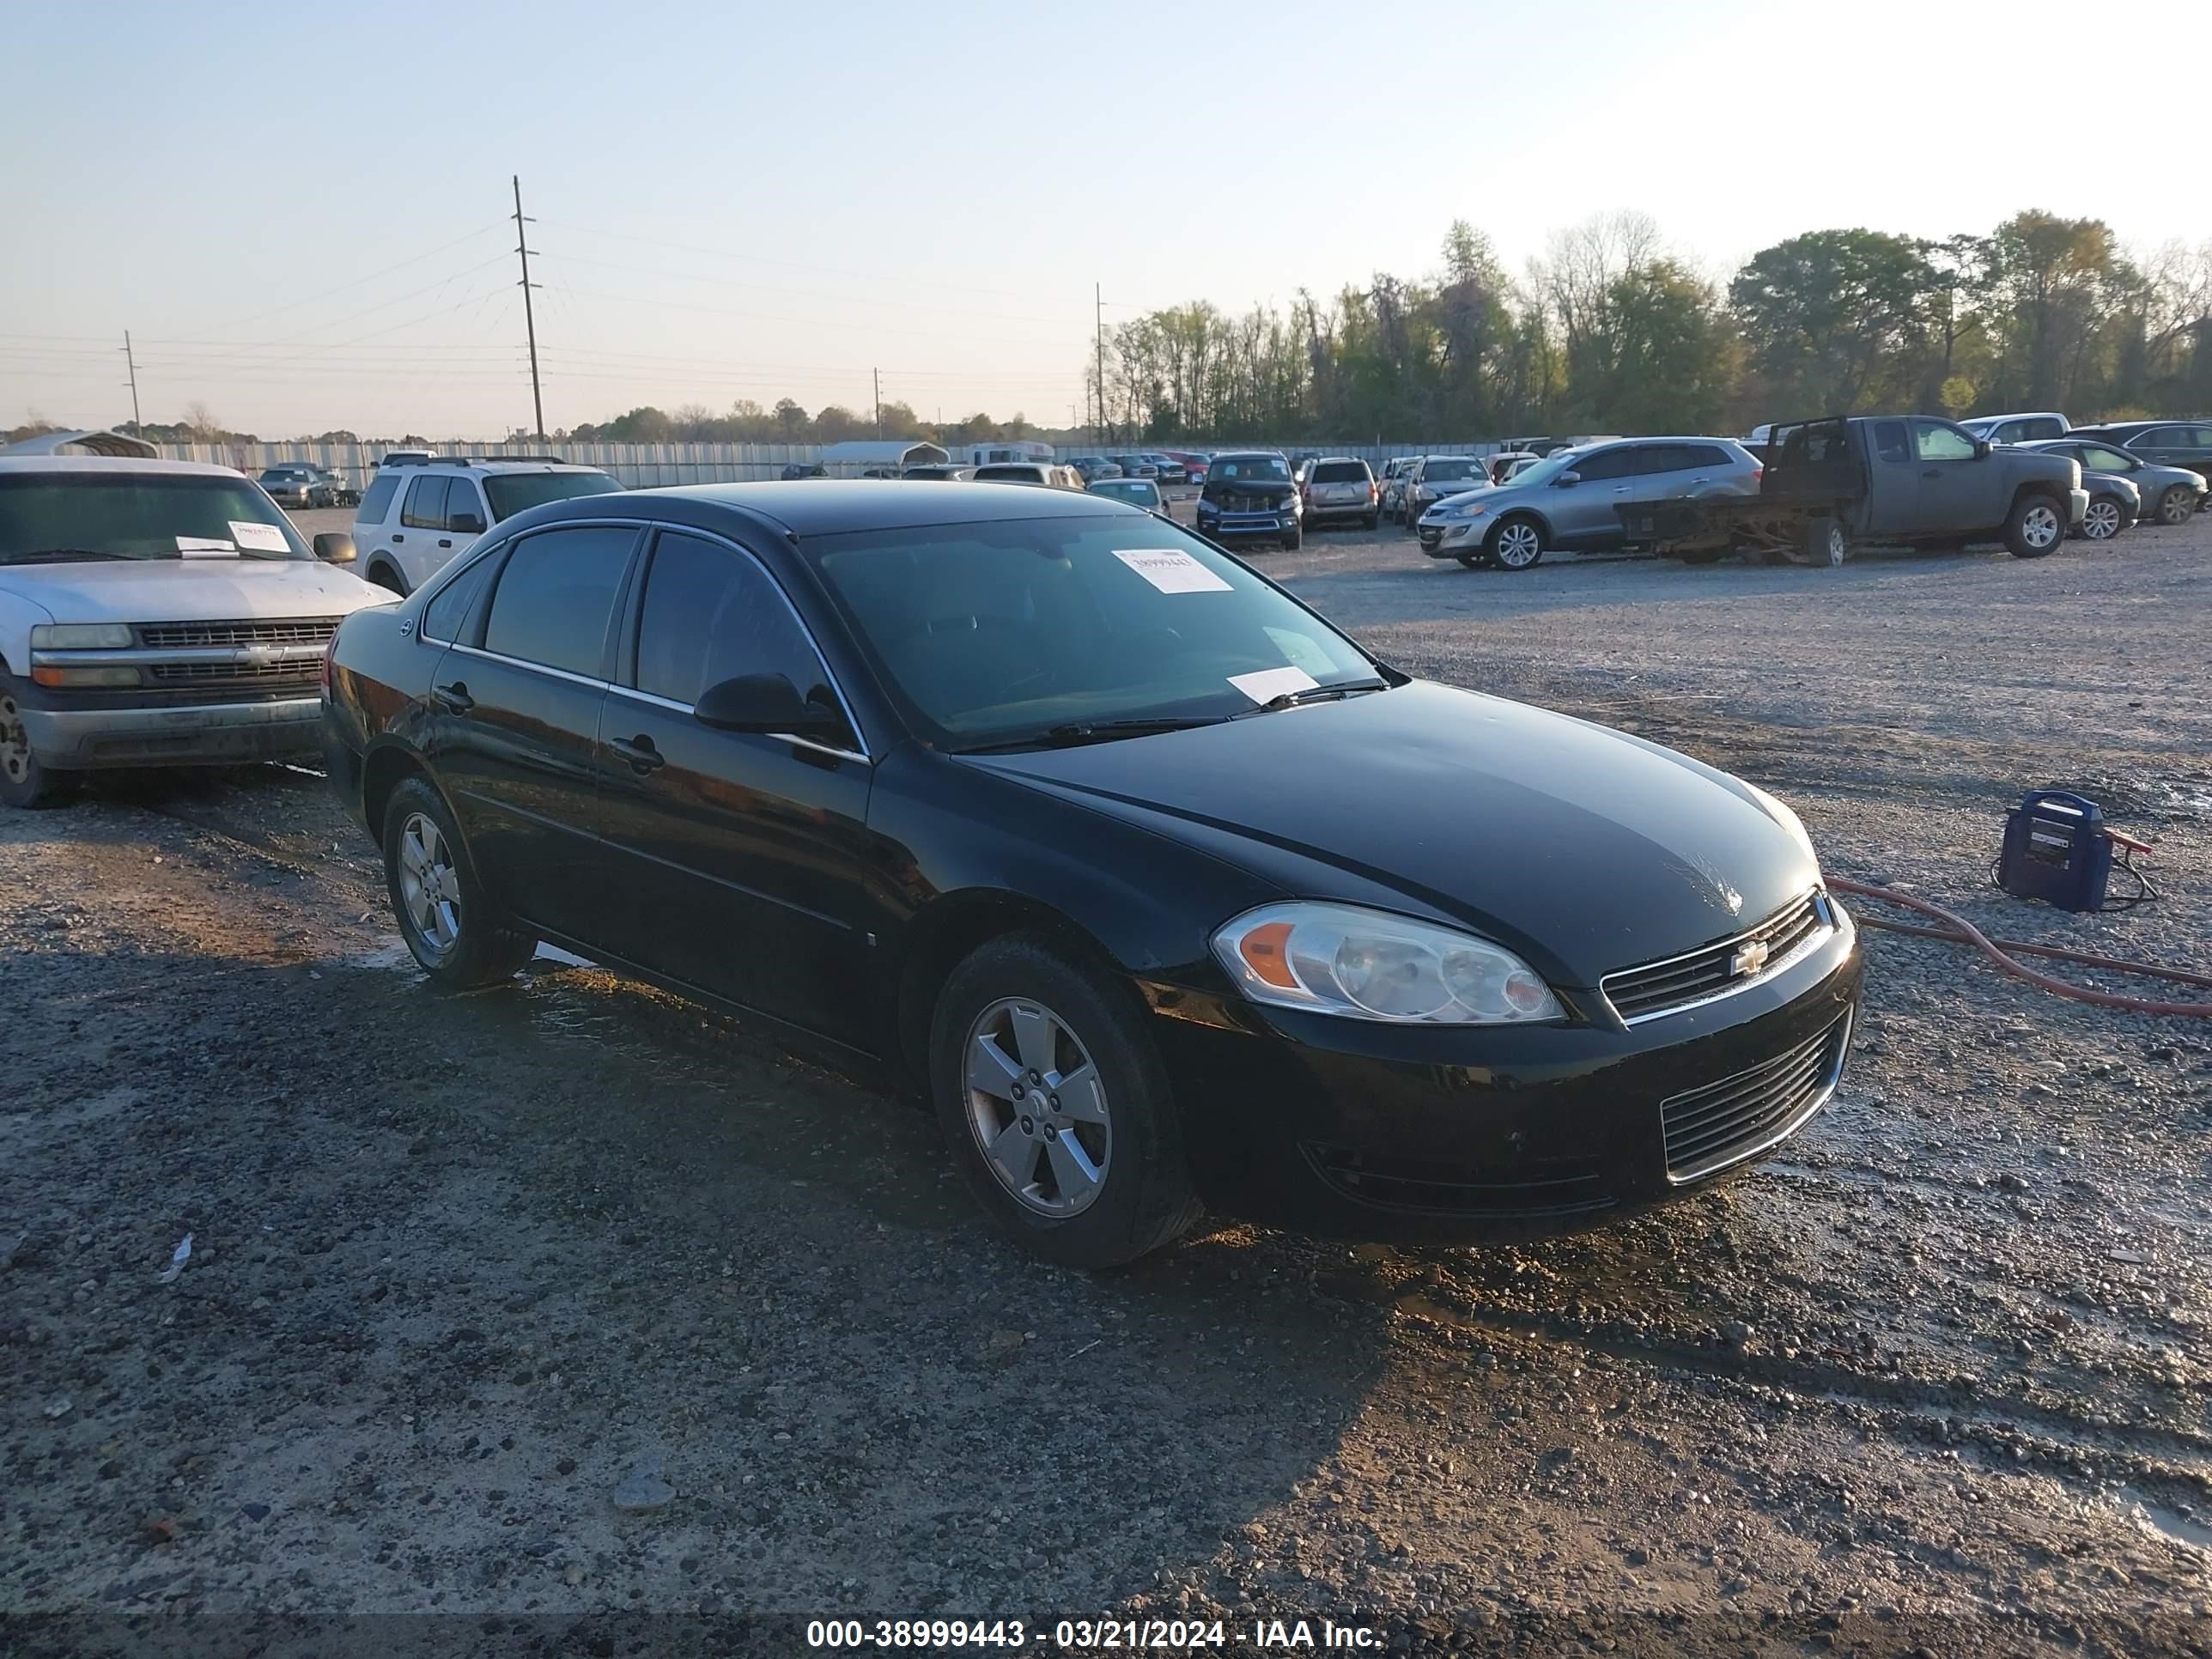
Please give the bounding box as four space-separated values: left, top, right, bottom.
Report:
0 475 311 564
482 471 622 521
1208 455 1290 482
809 517 1381 749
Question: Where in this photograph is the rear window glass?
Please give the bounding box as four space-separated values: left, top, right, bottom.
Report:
356 473 400 523
482 525 634 678
482 471 622 522
1873 422 1910 463
1311 462 1368 483
401 477 449 530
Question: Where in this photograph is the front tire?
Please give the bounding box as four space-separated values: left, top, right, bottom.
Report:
1280 528 1301 551
0 678 57 809
380 777 537 988
2156 484 2195 526
1487 516 1545 571
2079 496 2124 541
931 933 1200 1268
2003 492 2064 559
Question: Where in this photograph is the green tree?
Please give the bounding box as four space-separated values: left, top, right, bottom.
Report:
1729 229 1938 413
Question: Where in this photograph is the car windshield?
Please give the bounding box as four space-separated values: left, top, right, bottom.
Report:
260 468 308 481
807 516 1384 750
1422 459 1480 483
482 471 622 521
0 474 312 564
1209 456 1290 482
1503 451 1581 489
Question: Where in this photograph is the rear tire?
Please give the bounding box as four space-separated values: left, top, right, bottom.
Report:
1362 514 1379 531
380 777 538 989
931 933 1200 1268
2003 492 2064 559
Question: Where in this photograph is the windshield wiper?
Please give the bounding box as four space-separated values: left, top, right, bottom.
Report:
11 548 141 563
1242 679 1392 714
957 715 1231 754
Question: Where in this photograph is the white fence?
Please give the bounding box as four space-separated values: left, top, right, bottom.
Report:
152 436 1535 488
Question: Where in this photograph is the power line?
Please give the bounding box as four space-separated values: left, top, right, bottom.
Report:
199 222 510 335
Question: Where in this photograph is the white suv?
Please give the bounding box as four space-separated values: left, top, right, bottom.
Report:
352 456 621 594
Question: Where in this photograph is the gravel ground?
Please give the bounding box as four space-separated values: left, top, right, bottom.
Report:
3 503 2209 1656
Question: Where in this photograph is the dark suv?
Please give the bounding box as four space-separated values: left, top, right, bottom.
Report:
1194 452 1300 550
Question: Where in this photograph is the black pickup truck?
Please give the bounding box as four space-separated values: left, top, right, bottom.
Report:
1624 415 2087 565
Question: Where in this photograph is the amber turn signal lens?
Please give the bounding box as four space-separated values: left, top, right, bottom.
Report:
1237 921 1298 990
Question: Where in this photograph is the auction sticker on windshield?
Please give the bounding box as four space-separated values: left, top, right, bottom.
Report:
1113 548 1232 594
1229 665 1320 703
229 521 289 552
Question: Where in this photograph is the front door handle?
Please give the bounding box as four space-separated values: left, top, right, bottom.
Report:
437 538 453 549
431 681 474 715
611 735 665 775
1612 485 1632 495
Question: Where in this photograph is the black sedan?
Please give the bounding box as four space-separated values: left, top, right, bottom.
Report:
320 483 1862 1267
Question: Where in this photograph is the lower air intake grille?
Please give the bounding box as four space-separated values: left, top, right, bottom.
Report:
1660 1011 1850 1182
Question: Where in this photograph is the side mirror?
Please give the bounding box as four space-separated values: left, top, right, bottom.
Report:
694 673 847 743
313 532 357 564
1552 471 1581 488
1972 440 1993 460
448 511 488 535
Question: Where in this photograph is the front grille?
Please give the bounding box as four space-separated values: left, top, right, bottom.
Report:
137 618 340 651
1601 890 1831 1024
146 659 321 690
1660 1012 1850 1182
1218 494 1287 513
1304 1144 1615 1218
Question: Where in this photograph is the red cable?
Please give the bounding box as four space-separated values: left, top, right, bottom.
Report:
1826 876 2212 1018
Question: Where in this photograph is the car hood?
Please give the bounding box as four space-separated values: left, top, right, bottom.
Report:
961 680 1817 987
0 558 386 624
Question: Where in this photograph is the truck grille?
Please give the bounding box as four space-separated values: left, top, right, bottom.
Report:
1660 1012 1850 1182
1601 890 1831 1024
1219 494 1285 513
145 659 321 690
136 618 341 651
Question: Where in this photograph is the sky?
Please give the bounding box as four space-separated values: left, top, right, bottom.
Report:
2 0 2203 441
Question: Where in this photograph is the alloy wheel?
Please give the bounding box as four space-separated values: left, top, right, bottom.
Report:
2021 502 2061 550
0 694 29 790
2082 499 2122 540
396 811 462 954
2159 487 2194 526
1495 522 1542 568
963 997 1112 1218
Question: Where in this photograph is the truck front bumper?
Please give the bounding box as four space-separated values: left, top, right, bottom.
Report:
2069 487 2090 526
21 696 325 770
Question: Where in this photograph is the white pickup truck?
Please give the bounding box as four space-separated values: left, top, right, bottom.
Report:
0 456 391 807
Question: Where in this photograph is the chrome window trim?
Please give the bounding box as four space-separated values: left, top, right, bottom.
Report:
628 524 874 762
603 684 871 767
1601 890 1846 1027
1663 1006 1853 1186
447 641 609 692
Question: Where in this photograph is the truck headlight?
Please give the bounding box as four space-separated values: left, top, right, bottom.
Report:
1212 902 1563 1024
31 623 133 649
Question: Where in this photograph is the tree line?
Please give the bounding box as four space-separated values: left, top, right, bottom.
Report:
1085 210 2212 443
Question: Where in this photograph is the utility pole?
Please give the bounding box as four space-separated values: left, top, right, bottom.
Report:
120 331 141 429
873 368 882 438
1095 283 1107 444
512 174 545 441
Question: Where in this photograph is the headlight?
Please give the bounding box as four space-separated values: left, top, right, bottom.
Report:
31 623 133 649
1212 902 1563 1024
1439 501 1491 521
1741 781 1820 870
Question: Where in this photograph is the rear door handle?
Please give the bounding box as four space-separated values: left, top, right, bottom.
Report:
1922 469 1942 478
431 682 474 715
611 735 665 775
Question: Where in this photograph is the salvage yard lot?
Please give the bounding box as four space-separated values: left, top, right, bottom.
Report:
4 509 2210 1654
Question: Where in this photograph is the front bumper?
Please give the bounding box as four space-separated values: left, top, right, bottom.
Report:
1149 912 1863 1243
2069 486 2090 526
1416 516 1482 556
21 696 325 769
1197 511 1301 540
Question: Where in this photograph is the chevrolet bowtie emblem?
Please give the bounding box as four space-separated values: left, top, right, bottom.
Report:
1729 938 1771 978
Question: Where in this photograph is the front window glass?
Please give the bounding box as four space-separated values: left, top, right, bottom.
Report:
0 474 310 565
632 532 851 738
1872 422 1910 463
1916 422 1978 462
1504 450 1580 488
808 517 1382 750
481 471 622 522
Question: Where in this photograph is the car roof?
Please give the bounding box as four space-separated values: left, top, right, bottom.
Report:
0 456 245 480
624 479 1142 538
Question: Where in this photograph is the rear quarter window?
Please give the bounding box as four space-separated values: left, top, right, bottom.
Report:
356 473 400 524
